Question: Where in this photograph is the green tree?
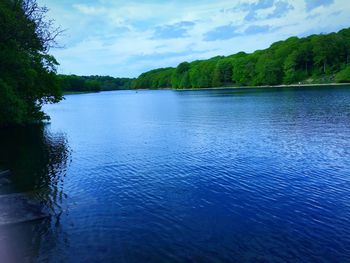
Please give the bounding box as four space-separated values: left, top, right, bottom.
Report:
312 34 345 74
283 44 311 84
213 60 233 87
172 62 190 89
340 29 350 65
0 0 62 126
232 56 257 86
254 53 283 85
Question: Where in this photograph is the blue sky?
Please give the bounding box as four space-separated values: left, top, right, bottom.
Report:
38 0 350 77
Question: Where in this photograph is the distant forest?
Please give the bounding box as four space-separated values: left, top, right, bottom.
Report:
59 75 134 93
132 28 350 89
61 28 350 92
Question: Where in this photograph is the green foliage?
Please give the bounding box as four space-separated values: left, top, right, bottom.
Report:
232 55 257 86
132 28 350 89
0 80 26 125
254 54 283 85
283 41 312 84
58 75 134 92
172 62 191 89
84 76 134 91
335 66 350 83
311 34 346 74
213 60 233 87
59 75 101 92
132 68 174 89
0 0 62 126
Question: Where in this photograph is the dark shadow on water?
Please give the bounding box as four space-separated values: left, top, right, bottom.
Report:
0 124 70 193
0 124 71 262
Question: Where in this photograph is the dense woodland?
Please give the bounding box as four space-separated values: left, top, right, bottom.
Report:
132 28 350 89
0 0 62 126
59 75 134 93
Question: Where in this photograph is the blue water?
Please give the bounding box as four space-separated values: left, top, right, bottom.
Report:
1 86 350 262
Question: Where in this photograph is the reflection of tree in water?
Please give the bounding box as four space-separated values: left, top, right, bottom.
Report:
0 124 69 189
0 124 71 262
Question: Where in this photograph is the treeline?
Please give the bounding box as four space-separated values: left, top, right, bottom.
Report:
132 28 350 89
59 75 134 93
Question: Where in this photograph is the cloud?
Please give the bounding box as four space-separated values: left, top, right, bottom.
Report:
152 21 195 39
245 10 258 21
73 4 107 15
267 1 294 18
305 0 334 11
245 25 271 34
254 0 276 9
242 0 294 21
236 0 275 21
239 0 275 11
306 13 320 19
204 24 241 41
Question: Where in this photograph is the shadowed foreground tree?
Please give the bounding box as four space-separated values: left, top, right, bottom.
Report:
0 0 62 126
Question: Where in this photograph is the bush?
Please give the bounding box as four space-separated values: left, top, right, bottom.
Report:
335 66 350 83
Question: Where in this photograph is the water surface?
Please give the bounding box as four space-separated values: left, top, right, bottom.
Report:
1 86 350 262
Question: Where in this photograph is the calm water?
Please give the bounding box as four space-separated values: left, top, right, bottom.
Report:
1 86 350 262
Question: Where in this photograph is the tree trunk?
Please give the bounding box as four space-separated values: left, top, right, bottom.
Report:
305 62 308 75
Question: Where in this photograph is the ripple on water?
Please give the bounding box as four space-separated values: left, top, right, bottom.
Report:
2 87 350 262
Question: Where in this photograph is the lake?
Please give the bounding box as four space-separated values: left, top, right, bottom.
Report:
1 86 350 262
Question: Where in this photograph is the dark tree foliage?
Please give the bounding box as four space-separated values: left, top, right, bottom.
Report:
213 59 234 87
58 75 134 92
58 75 100 93
86 76 134 91
132 28 350 89
0 0 62 126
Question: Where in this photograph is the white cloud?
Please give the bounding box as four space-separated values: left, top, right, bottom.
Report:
73 4 107 15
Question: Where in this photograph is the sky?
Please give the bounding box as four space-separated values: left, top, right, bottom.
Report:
38 0 350 78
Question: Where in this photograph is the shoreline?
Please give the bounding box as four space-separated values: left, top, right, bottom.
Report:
63 91 101 95
63 83 350 95
175 83 350 91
